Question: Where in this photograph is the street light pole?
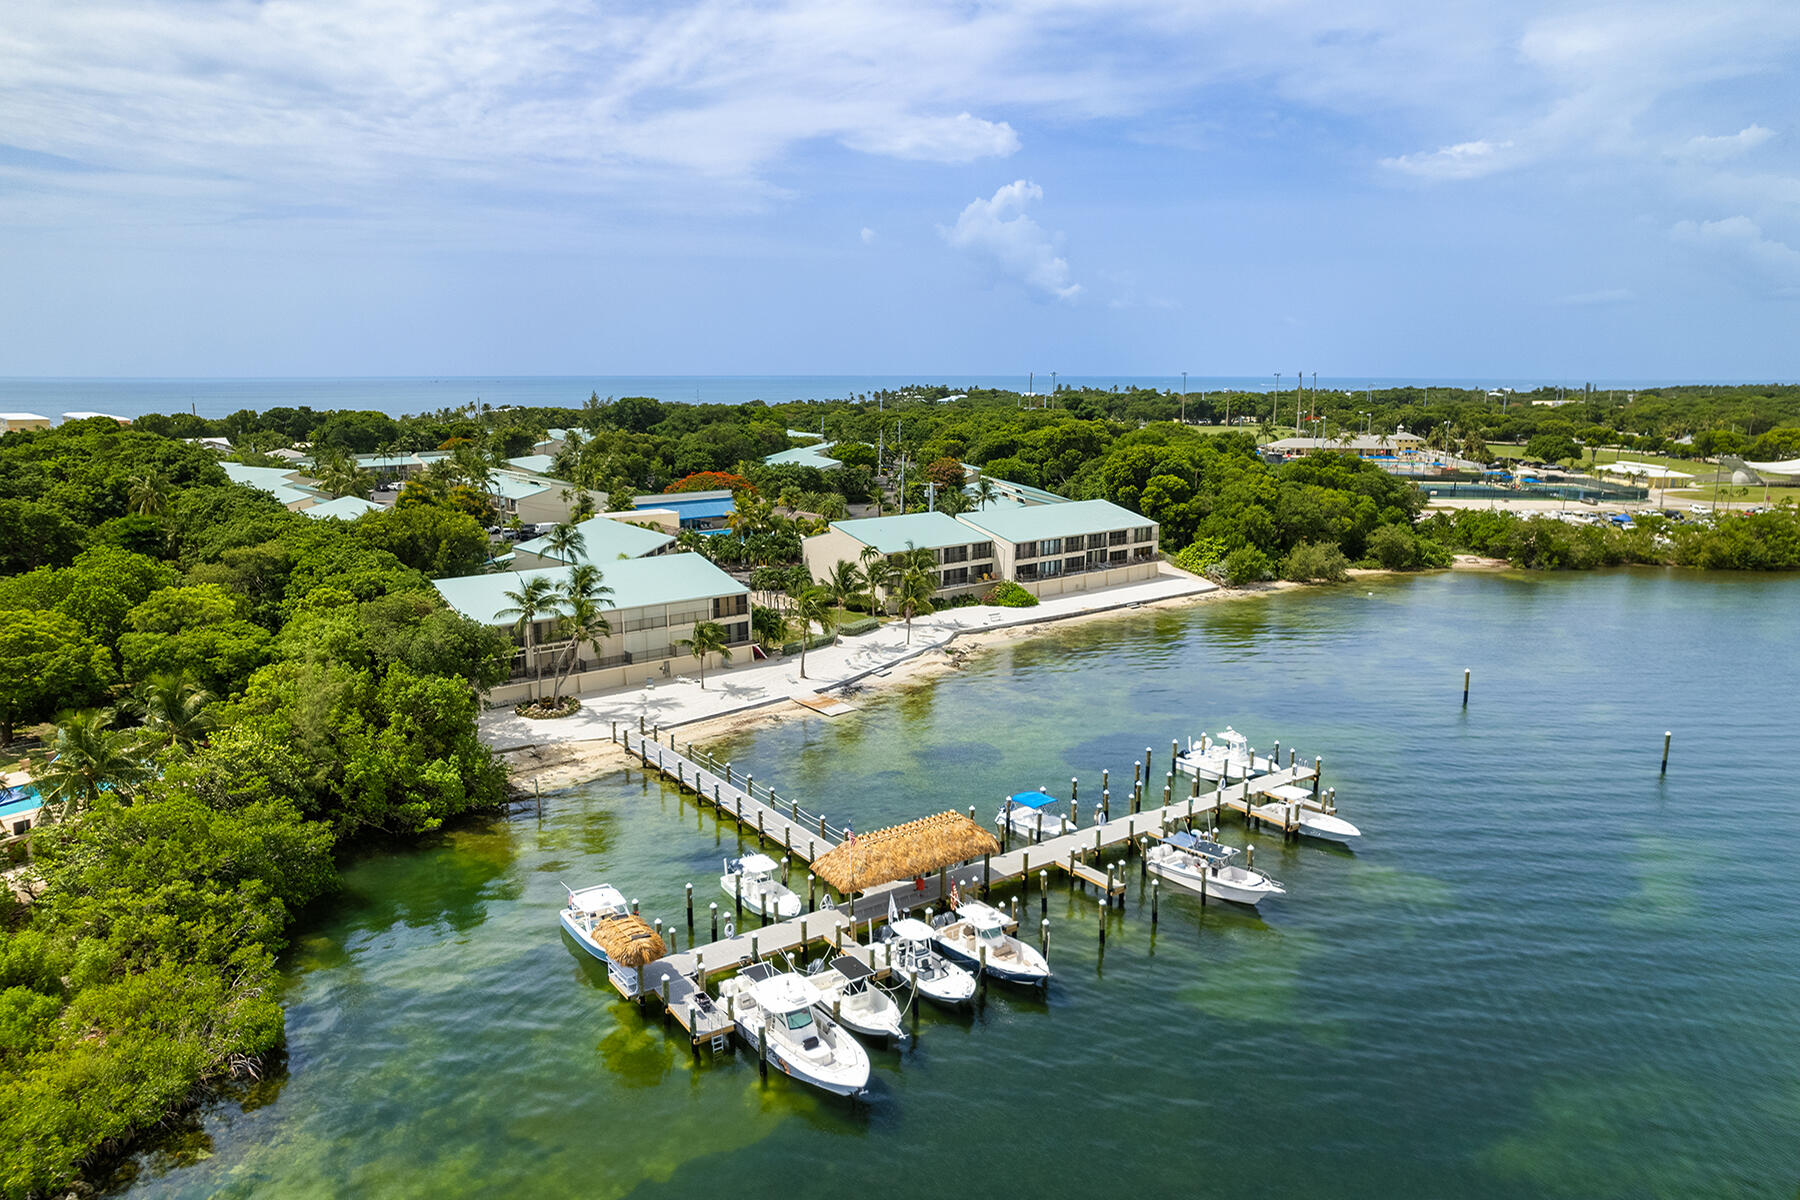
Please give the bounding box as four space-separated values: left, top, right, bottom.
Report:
1274 373 1281 429
1181 371 1187 424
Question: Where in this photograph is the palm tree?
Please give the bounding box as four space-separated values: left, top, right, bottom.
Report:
126 471 170 517
751 605 788 651
569 491 598 522
858 544 889 615
893 557 938 646
496 574 559 699
676 620 732 688
821 559 864 633
972 474 999 511
545 520 587 564
131 672 214 752
789 587 838 679
37 708 152 818
565 562 615 608
549 589 614 700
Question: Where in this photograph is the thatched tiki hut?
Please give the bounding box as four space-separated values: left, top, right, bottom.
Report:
811 811 1000 897
590 915 667 994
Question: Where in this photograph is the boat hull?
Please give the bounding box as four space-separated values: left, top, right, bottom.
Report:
1297 811 1361 841
931 938 1049 986
558 911 610 965
1148 856 1284 907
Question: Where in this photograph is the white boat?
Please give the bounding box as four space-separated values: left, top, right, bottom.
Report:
878 917 977 1007
1174 727 1280 783
995 789 1076 841
805 954 907 1043
1146 832 1286 906
720 853 801 920
1265 783 1362 841
931 901 1050 986
717 963 871 1097
558 883 630 964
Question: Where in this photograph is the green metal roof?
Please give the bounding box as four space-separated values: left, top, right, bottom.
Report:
433 552 745 626
514 515 673 563
488 471 551 501
955 499 1154 544
764 444 842 469
302 496 383 520
828 511 985 553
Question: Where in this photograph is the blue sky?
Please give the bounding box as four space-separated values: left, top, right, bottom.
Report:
2 1 1797 379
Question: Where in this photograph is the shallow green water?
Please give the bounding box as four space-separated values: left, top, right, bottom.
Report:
117 570 1800 1199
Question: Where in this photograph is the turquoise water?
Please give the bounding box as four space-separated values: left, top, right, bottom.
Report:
114 570 1800 1198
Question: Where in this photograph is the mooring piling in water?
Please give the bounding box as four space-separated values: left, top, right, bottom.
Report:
1463 668 1471 706
1662 731 1672 774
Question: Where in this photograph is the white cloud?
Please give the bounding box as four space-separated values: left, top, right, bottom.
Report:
1553 288 1636 307
940 179 1080 300
842 113 1019 163
1675 125 1776 162
1382 139 1517 180
1670 215 1800 286
860 226 876 244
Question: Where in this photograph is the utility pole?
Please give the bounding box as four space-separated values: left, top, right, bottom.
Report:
1274 373 1281 428
1181 372 1187 424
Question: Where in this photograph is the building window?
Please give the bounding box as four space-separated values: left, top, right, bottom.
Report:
1087 533 1107 550
942 544 968 564
1132 526 1155 543
1108 529 1128 546
1109 549 1127 564
1132 545 1155 561
1017 561 1039 582
1017 540 1038 559
1039 558 1062 577
1041 537 1062 556
942 566 970 586
1065 555 1085 574
970 541 993 560
729 621 749 643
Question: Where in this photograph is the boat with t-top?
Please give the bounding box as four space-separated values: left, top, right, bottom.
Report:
717 963 870 1097
804 954 907 1043
1146 831 1286 906
931 900 1050 986
878 916 978 1007
720 852 802 919
558 883 631 963
1174 727 1281 783
994 789 1077 842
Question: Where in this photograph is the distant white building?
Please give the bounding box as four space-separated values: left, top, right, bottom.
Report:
0 413 52 434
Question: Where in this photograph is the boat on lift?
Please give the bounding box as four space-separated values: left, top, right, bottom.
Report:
930 901 1050 986
804 954 907 1043
994 789 1076 841
717 963 870 1097
1174 727 1283 782
1146 831 1287 907
720 852 802 919
877 916 978 1007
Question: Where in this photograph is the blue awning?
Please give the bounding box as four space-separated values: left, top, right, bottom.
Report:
1007 791 1058 809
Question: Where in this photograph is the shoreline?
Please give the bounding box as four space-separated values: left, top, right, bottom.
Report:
500 563 1499 791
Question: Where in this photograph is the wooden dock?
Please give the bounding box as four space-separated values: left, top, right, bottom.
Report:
604 721 1323 1047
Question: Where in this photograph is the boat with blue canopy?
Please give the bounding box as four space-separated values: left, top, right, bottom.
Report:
994 789 1076 842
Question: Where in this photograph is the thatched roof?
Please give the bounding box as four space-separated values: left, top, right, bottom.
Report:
589 915 667 967
811 811 1000 894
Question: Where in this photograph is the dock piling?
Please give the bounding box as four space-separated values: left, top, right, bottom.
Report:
1662 731 1672 774
1463 668 1471 706
710 902 719 941
685 884 694 933
807 872 816 912
1097 896 1106 946
1040 918 1049 955
1039 871 1048 916
1070 776 1078 805
1151 878 1159 925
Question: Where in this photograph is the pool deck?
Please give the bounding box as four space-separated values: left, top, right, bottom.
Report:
480 566 1216 753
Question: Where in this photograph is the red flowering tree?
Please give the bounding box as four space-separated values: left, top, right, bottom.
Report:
665 471 758 496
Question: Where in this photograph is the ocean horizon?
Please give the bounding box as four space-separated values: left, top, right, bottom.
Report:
0 374 1745 423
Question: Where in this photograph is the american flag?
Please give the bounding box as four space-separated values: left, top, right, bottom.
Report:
844 821 856 848
950 880 961 907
